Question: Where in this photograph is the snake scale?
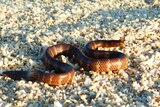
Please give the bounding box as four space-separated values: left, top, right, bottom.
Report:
3 37 128 86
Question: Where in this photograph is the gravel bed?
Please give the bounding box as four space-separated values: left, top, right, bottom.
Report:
0 0 160 107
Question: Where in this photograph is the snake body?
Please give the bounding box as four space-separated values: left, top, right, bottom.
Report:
3 38 128 86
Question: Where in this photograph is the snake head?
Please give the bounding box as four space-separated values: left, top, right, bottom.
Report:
119 37 125 47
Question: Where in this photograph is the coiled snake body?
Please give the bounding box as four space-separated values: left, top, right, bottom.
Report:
3 38 128 86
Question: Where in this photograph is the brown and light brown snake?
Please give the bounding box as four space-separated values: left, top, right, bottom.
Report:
3 37 128 86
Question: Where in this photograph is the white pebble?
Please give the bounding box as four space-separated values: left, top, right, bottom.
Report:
54 100 62 107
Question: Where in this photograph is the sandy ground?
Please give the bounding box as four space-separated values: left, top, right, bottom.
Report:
0 0 160 107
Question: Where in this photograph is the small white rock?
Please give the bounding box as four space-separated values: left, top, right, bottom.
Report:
54 100 62 107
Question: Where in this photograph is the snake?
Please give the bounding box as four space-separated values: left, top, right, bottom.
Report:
3 37 128 86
